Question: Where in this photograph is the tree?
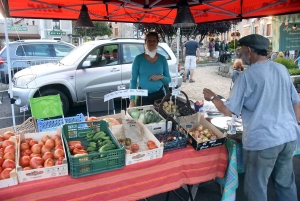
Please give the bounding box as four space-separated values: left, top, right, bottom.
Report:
72 21 113 40
194 20 238 44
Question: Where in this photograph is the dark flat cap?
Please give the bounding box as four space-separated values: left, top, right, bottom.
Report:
238 34 270 50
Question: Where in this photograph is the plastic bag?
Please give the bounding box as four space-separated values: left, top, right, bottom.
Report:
122 119 143 144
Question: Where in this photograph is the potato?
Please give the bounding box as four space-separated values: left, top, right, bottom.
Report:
163 102 169 107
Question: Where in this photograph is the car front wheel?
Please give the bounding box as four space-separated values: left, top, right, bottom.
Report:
35 89 70 115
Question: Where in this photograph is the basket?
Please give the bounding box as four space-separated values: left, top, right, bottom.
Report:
0 117 37 135
37 113 85 132
154 114 188 152
62 120 125 178
154 91 196 130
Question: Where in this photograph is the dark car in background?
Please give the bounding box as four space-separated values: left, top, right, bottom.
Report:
0 40 75 84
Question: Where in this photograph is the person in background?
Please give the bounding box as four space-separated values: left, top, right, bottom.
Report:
230 59 244 89
220 40 226 54
112 49 118 62
294 54 300 68
277 51 284 59
104 50 111 64
183 35 200 83
289 50 295 60
284 51 289 58
225 41 229 52
215 40 220 61
208 38 215 59
203 34 299 201
129 32 171 107
270 52 278 61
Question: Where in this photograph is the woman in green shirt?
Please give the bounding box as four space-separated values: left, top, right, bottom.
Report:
129 32 171 107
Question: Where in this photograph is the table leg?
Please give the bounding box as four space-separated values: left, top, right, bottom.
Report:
165 191 170 201
187 185 194 201
182 185 198 201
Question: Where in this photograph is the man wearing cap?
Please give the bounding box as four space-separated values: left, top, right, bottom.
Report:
183 35 200 83
203 34 299 201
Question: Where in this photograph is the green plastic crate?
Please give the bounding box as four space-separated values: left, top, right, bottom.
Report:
62 120 125 178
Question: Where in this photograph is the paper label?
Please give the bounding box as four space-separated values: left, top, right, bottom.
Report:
20 105 28 113
172 89 181 96
104 89 148 102
169 82 177 88
118 85 126 90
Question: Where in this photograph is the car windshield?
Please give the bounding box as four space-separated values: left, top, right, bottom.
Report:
60 43 94 65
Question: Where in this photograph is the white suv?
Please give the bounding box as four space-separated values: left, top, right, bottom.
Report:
12 39 183 114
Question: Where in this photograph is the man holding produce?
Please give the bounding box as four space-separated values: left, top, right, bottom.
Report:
203 34 300 201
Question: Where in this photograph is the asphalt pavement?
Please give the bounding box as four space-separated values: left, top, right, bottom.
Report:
1 65 300 201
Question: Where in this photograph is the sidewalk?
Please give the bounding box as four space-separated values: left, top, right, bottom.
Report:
179 65 231 101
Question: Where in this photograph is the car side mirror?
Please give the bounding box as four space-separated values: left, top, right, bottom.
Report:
82 60 91 68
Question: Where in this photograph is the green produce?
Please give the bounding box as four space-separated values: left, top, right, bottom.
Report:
100 135 111 140
130 109 140 119
125 138 131 146
99 144 117 157
138 111 146 124
87 146 97 152
88 142 97 148
144 110 161 124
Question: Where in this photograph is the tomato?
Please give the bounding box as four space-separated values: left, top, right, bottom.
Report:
28 140 38 147
23 167 31 171
55 138 62 147
73 148 87 155
68 141 82 146
45 139 55 149
0 167 2 174
58 156 65 161
44 158 55 167
38 140 44 146
2 140 14 149
55 145 63 150
53 149 64 159
51 134 61 141
19 156 30 168
3 131 14 140
21 149 32 157
42 152 54 161
3 152 15 161
0 135 4 142
55 160 62 166
148 144 158 150
41 135 50 143
0 168 13 180
29 157 44 169
30 153 42 158
75 144 84 149
147 140 155 147
41 145 51 155
4 145 15 154
125 138 131 146
21 138 32 144
2 159 16 169
0 157 3 167
131 144 139 153
20 143 30 151
31 144 41 154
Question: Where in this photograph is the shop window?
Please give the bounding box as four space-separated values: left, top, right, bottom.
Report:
52 20 60 30
266 24 271 36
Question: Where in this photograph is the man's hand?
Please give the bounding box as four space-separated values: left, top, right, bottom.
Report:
196 57 200 62
150 74 163 81
203 88 215 101
129 100 136 108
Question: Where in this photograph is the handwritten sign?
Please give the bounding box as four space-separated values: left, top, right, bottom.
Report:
169 82 177 88
20 105 28 113
104 89 148 102
172 89 181 96
278 23 300 51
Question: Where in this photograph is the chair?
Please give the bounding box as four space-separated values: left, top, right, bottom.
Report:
85 90 115 117
29 94 65 122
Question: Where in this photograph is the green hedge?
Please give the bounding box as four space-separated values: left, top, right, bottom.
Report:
288 68 300 75
274 58 297 69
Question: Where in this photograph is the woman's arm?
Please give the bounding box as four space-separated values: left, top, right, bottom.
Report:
161 57 171 84
129 56 140 101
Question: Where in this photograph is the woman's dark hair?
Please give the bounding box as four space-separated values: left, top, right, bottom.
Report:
251 48 268 56
145 32 159 42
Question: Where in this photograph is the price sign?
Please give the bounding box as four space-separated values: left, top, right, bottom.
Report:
117 85 126 90
172 89 181 96
20 105 28 113
169 82 177 88
185 124 193 129
104 89 148 102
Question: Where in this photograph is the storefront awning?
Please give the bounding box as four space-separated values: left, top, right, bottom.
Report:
0 33 41 39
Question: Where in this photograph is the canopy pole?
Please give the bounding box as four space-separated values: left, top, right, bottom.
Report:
3 17 16 126
176 28 180 87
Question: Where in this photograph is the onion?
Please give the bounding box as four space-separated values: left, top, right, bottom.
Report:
41 145 51 155
51 134 61 141
3 131 14 140
4 145 15 154
45 139 55 149
20 143 30 151
3 152 15 161
31 144 41 154
55 138 62 147
42 152 54 161
41 135 50 143
53 149 64 159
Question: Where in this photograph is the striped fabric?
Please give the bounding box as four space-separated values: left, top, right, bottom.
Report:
1 145 228 201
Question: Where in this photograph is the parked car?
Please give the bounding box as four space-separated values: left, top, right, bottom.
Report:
0 40 75 84
12 38 183 114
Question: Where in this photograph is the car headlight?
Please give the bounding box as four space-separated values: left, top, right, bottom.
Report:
14 74 36 86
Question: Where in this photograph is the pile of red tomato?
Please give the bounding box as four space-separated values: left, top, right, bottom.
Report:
19 134 65 170
0 131 16 180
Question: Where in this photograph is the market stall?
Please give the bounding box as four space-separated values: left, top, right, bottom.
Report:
0 145 228 200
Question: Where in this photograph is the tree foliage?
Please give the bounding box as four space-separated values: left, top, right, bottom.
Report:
72 21 113 40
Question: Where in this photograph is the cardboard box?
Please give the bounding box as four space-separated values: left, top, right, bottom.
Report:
0 136 19 188
181 113 227 151
126 105 172 134
111 121 164 165
16 129 68 183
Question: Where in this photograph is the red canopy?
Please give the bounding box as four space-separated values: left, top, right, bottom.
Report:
0 0 300 24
